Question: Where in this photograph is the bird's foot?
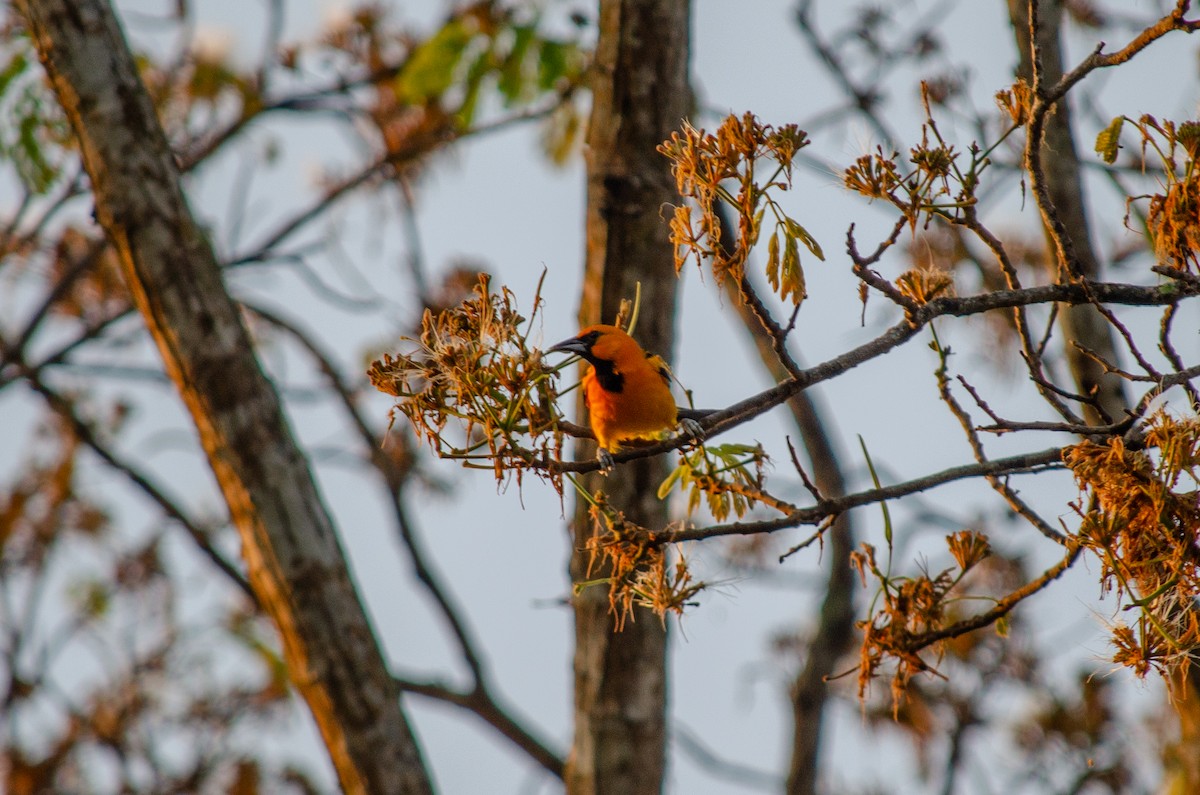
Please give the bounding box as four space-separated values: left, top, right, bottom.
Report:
596 447 615 474
678 417 705 443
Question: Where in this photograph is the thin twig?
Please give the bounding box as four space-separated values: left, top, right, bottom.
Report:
1 339 255 602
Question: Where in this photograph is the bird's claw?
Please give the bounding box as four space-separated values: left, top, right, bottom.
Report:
596 448 615 474
678 417 705 443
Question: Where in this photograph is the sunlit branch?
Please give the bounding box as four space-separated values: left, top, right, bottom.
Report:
541 277 1198 475
1042 0 1200 109
668 447 1066 544
898 545 1081 654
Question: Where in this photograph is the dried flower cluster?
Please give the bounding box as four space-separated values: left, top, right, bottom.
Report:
843 120 979 231
1065 413 1200 677
581 494 703 629
852 530 993 712
894 266 956 305
658 112 820 304
367 273 564 490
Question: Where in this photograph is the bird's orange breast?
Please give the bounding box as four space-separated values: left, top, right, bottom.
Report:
583 357 678 452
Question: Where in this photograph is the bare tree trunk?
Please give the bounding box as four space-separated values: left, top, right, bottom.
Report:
17 2 433 793
778 397 855 795
1007 0 1128 425
566 1 691 793
1009 1 1200 789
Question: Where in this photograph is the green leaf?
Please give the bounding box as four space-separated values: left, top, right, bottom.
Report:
541 101 582 165
1178 120 1200 158
455 49 492 128
858 434 892 548
70 580 111 618
658 464 686 500
14 101 57 193
1095 116 1124 164
708 443 760 457
537 40 572 92
0 52 28 99
785 217 824 261
749 207 765 247
498 24 535 104
397 19 474 103
765 231 780 293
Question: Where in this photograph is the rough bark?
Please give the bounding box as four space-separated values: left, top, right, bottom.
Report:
1009 1 1200 788
566 1 691 793
17 2 433 793
772 382 855 795
1008 0 1128 425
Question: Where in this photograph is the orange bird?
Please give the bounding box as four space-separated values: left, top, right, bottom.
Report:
548 324 702 470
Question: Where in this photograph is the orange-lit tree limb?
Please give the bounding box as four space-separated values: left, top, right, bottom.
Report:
17 0 433 792
1036 0 1200 110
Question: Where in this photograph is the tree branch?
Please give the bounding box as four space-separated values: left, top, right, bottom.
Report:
669 447 1066 544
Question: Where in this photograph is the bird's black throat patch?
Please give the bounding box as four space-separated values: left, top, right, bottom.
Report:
590 357 624 393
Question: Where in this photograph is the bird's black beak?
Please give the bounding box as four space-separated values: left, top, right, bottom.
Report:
547 335 590 357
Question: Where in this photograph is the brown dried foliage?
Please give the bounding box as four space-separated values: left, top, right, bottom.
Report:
995 79 1032 127
367 272 564 491
856 553 1039 784
582 495 702 629
843 118 978 232
48 226 131 323
1064 412 1200 677
1 415 307 793
1148 175 1200 272
659 112 818 304
852 530 994 713
1101 115 1200 272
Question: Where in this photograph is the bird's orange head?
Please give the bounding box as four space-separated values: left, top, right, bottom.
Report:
547 324 645 373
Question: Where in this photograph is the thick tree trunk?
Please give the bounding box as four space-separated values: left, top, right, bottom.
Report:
17 2 433 793
778 397 855 795
566 1 691 793
1009 1 1200 789
1007 0 1128 425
